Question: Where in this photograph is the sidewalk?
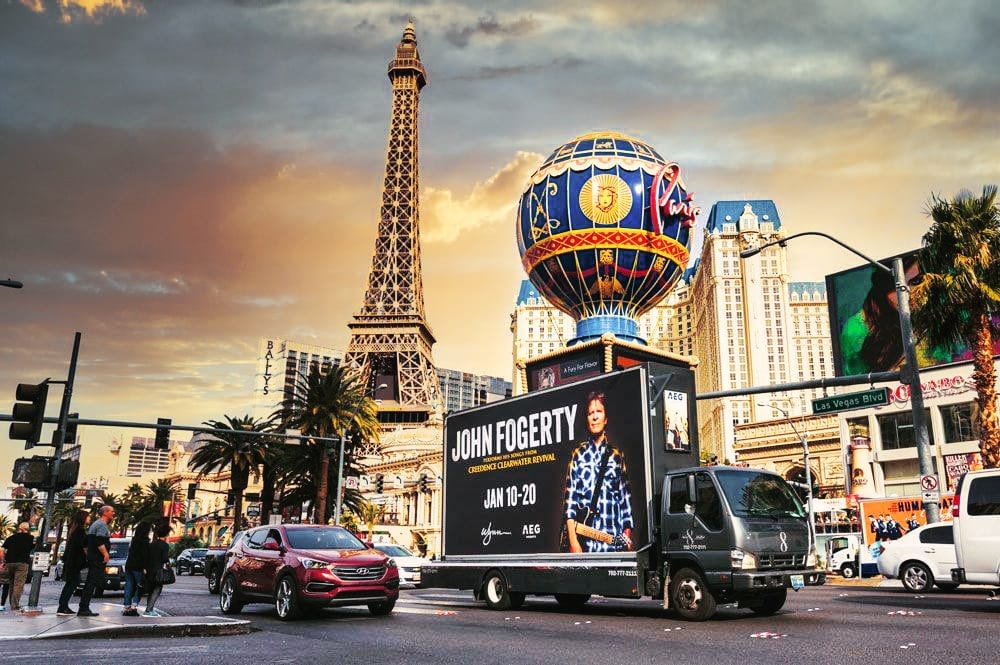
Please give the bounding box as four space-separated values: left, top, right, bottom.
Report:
0 601 252 640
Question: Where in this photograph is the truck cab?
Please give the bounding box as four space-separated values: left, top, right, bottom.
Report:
950 469 1000 587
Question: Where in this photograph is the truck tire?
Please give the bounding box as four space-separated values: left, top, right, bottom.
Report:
840 563 857 579
554 593 591 610
750 589 787 616
482 572 513 611
670 567 717 621
900 561 934 592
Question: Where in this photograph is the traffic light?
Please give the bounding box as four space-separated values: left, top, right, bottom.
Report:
10 382 49 448
419 474 428 493
245 492 260 502
55 460 79 491
226 489 235 505
375 474 384 493
12 457 50 488
187 483 199 500
52 412 79 447
154 418 171 450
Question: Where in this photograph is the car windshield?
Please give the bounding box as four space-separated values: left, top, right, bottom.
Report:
286 528 366 551
108 542 130 559
375 545 412 557
716 470 806 519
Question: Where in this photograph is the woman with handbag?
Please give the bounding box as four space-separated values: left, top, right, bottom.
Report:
56 511 90 615
142 520 172 616
122 521 151 616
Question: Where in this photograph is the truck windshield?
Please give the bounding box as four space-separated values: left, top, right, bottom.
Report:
716 470 806 519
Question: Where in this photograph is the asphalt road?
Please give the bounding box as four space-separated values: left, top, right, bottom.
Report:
4 573 998 664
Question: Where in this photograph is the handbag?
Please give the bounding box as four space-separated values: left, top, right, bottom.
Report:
154 565 176 585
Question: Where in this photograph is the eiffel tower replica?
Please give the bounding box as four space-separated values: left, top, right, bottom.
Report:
346 20 443 430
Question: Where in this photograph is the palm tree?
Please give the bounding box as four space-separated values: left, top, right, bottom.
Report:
189 415 271 530
141 478 181 522
0 515 13 539
356 500 384 541
913 185 1000 467
117 483 146 532
52 490 82 558
11 487 41 523
273 364 380 524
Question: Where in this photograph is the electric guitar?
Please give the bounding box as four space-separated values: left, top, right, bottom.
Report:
571 508 632 550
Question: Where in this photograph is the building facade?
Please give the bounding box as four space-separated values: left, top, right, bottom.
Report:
436 368 511 414
253 337 344 420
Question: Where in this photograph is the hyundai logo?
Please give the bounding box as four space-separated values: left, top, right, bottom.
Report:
356 567 369 575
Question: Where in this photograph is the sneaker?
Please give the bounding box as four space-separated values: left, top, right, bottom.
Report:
56 608 75 616
142 610 157 617
77 610 100 617
0 607 6 612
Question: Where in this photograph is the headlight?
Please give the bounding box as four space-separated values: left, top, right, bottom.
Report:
806 550 818 568
105 566 119 575
299 557 330 570
386 558 398 569
730 549 757 570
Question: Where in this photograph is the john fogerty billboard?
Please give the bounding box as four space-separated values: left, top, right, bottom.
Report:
826 250 1000 376
442 369 649 557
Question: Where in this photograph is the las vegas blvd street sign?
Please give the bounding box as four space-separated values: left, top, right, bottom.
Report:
812 387 890 415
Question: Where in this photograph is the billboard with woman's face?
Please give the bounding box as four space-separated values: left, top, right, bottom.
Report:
826 250 1000 376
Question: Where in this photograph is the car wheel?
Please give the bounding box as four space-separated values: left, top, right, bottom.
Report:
900 561 934 593
750 589 787 616
935 582 959 592
554 593 590 610
482 571 513 611
219 575 245 615
274 575 302 621
208 569 221 595
840 563 857 579
670 567 717 621
368 598 396 616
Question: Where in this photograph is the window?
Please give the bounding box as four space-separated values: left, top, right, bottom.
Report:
247 529 267 548
694 473 724 531
968 476 1000 516
941 402 979 443
668 476 688 513
918 525 953 544
878 409 934 450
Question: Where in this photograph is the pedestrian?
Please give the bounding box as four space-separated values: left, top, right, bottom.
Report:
1 523 35 612
122 521 151 616
77 504 115 617
143 520 171 617
56 511 91 615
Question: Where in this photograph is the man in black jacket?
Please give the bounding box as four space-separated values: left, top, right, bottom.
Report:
77 505 114 617
1 523 34 611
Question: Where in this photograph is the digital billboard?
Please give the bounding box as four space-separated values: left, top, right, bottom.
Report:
825 250 1000 376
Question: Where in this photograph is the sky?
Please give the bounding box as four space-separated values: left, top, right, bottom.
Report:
2 0 998 484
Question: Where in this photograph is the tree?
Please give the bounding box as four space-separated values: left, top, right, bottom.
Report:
355 500 385 541
0 515 13 539
52 490 82 559
189 415 272 530
11 487 41 523
273 364 380 524
913 185 1000 467
117 483 147 532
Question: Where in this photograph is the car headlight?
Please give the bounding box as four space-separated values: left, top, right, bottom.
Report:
386 558 398 569
299 557 330 570
105 566 119 575
730 549 757 570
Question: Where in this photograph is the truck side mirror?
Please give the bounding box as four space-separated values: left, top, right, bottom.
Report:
686 475 697 504
684 503 695 515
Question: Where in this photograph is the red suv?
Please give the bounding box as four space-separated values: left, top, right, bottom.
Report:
219 524 399 620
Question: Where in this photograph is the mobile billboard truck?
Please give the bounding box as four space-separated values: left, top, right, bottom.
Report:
421 365 824 621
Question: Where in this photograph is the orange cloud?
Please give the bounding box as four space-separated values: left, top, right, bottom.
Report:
19 0 146 22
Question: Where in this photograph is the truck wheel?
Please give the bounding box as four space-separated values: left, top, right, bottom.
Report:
900 562 933 592
750 589 787 616
482 572 513 611
670 567 717 621
509 592 526 610
840 563 857 579
554 593 591 610
219 574 245 615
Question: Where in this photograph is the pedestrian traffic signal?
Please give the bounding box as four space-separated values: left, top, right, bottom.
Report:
375 474 384 493
10 382 49 448
11 456 50 488
187 483 199 500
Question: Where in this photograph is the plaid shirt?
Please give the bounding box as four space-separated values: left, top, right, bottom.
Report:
563 438 634 552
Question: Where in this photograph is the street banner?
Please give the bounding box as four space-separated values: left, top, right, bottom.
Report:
944 452 984 491
858 495 953 547
442 369 650 556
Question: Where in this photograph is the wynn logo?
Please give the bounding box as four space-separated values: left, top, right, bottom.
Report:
481 522 512 546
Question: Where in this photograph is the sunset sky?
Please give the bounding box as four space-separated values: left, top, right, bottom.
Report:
2 0 998 483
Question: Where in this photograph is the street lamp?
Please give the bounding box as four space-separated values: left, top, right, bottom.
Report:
333 382 386 526
741 231 939 523
759 401 814 555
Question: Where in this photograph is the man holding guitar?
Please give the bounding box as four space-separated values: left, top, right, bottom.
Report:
563 391 634 553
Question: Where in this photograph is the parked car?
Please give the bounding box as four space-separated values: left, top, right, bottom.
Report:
204 531 245 594
951 468 1000 588
219 524 399 620
372 543 429 588
54 541 67 580
175 548 209 575
77 538 131 596
877 523 959 592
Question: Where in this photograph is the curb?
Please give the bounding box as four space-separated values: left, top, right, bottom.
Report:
4 618 255 641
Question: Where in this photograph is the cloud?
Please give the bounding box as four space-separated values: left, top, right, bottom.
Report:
18 0 147 22
423 151 543 243
444 13 538 48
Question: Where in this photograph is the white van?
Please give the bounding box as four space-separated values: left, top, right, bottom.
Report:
950 468 1000 587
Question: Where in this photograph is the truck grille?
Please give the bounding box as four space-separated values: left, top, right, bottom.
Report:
333 565 386 581
757 553 805 570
